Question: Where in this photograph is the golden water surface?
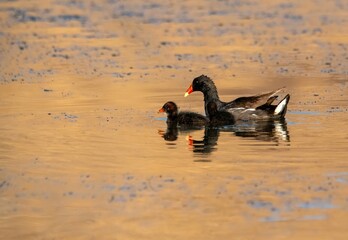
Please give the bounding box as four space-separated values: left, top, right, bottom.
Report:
1 0 348 239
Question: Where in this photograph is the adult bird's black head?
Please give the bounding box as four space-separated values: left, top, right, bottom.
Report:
184 75 219 98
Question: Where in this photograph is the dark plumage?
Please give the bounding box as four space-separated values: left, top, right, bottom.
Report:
207 101 235 126
158 101 208 127
184 75 290 119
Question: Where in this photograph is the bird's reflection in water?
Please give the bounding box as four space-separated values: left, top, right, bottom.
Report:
158 119 290 155
158 127 178 141
186 127 219 155
233 119 290 143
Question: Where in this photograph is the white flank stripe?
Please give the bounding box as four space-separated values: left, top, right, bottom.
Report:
241 108 256 113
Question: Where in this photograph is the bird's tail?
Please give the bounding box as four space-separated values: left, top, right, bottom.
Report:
274 94 290 117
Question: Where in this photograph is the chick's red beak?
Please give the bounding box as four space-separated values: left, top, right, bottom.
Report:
184 84 193 97
158 107 165 113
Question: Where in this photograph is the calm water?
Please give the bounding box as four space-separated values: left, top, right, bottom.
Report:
1 0 348 239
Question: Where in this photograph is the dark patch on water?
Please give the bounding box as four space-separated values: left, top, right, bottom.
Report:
145 16 194 24
209 10 229 16
49 14 87 24
112 72 132 78
0 180 9 189
175 54 193 61
51 113 78 122
321 68 336 73
283 13 303 21
9 8 88 25
118 11 144 18
193 159 212 162
52 54 69 59
11 9 42 22
63 113 78 121
11 40 28 50
63 191 74 196
247 199 274 209
297 197 335 209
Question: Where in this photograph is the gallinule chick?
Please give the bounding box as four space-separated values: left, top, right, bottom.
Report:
207 101 235 126
158 101 208 127
184 75 290 119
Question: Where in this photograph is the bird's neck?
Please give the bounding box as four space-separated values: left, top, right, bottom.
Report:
203 87 222 117
166 112 178 122
203 85 220 103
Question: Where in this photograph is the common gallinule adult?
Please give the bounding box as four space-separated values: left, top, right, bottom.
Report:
184 75 290 119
